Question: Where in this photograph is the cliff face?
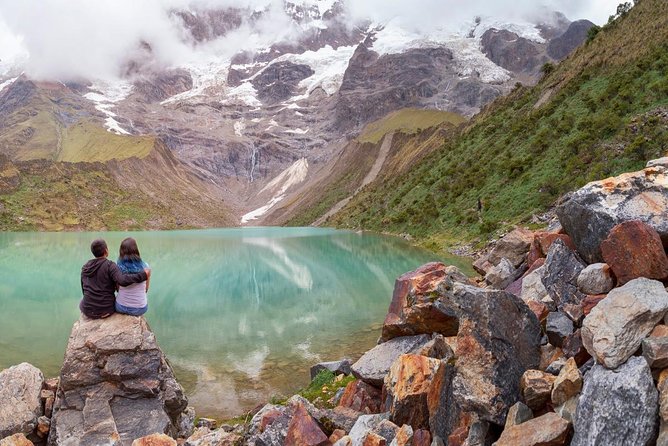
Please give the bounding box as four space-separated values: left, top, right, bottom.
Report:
48 314 193 446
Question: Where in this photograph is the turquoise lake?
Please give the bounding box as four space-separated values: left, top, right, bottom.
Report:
0 227 470 418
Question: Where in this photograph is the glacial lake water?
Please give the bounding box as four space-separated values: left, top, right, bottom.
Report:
0 227 471 418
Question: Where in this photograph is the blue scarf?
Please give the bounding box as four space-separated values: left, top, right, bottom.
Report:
117 258 147 274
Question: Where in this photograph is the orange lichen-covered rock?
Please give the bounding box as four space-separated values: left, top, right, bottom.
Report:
284 403 329 446
494 412 570 446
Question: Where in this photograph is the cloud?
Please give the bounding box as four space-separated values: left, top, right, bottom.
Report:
0 0 623 82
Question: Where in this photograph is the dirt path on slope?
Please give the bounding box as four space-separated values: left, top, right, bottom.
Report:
312 132 394 226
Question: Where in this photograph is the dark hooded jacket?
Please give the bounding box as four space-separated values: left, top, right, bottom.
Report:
80 257 147 318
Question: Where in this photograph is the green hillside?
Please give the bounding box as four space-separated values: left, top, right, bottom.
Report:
328 0 668 251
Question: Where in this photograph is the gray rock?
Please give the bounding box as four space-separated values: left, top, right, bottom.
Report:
0 363 44 439
555 396 578 424
543 239 586 310
485 258 517 290
47 314 189 446
185 429 239 446
487 228 534 268
450 284 542 425
465 419 490 446
348 413 390 446
519 266 549 304
351 334 433 387
557 162 668 263
642 337 668 369
582 278 668 369
504 402 533 429
545 357 568 375
310 359 352 380
647 157 668 168
546 312 574 348
577 263 615 295
572 356 658 446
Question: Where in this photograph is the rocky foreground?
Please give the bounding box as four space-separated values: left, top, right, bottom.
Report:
1 157 667 445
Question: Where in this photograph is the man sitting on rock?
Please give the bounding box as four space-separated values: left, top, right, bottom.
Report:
80 239 150 319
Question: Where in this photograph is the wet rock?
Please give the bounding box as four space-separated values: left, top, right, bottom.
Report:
487 228 534 268
542 240 586 310
556 162 668 263
0 363 43 439
48 314 189 445
520 370 556 411
600 220 668 285
311 360 352 380
451 284 541 424
493 412 570 446
285 402 329 446
581 278 668 369
642 337 668 369
340 380 382 414
485 258 517 290
0 434 33 446
381 263 468 342
546 312 573 348
572 356 658 445
504 402 533 429
352 334 434 387
551 358 582 406
581 294 606 316
562 330 591 366
383 354 442 429
132 433 177 446
576 263 615 295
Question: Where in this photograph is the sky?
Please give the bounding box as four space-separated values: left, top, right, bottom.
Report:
0 0 624 82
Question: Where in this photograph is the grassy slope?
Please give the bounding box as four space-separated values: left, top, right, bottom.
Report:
280 110 466 226
329 0 668 251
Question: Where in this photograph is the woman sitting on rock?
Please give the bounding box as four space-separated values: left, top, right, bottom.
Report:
115 237 151 316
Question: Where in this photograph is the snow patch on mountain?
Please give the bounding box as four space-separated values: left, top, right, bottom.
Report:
241 157 308 223
448 38 511 83
84 81 133 135
0 76 18 95
162 57 230 104
223 82 262 107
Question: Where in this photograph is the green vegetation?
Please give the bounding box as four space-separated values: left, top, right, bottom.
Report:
268 370 354 409
358 108 466 144
329 0 668 250
59 121 154 163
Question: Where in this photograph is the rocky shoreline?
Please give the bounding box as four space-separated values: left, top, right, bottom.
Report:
1 157 667 445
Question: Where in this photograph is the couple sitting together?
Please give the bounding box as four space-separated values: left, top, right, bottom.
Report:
80 237 151 319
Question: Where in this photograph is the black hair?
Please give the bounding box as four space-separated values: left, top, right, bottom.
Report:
119 237 142 262
91 239 108 258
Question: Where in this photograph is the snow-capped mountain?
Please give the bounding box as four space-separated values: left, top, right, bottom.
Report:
0 0 593 227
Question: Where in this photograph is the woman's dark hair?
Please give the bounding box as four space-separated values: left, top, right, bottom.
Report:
119 237 141 262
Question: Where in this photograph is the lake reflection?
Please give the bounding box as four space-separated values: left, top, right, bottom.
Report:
0 228 469 418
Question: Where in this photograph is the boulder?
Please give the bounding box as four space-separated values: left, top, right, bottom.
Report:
450 284 541 424
410 429 430 446
0 363 44 439
369 419 400 444
556 162 668 263
600 220 668 285
285 403 329 446
388 425 412 446
426 361 464 443
381 263 468 342
576 263 615 295
330 429 347 444
351 334 435 387
527 232 576 266
493 412 570 446
520 370 556 411
519 266 549 305
504 402 533 429
48 314 190 446
546 312 573 348
526 300 549 324
485 258 517 290
311 360 352 380
571 356 658 445
246 403 291 446
0 434 33 446
383 355 442 429
642 337 668 369
581 278 668 369
539 345 564 371
413 334 454 361
348 413 390 446
184 429 239 446
542 240 586 310
545 357 568 376
551 358 582 407
659 375 668 445
132 434 177 446
653 325 668 337
361 432 386 446
505 258 543 297
487 227 533 268
555 397 578 424
339 380 382 414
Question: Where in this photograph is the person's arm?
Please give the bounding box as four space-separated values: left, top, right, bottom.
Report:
109 261 147 287
144 261 151 293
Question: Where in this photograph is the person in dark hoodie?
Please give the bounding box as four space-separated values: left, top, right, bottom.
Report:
80 238 150 319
